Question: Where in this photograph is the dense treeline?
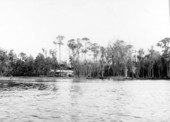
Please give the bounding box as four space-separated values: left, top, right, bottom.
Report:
0 48 69 76
68 37 170 79
0 36 170 79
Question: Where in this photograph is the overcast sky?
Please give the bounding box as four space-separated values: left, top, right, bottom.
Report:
0 0 169 61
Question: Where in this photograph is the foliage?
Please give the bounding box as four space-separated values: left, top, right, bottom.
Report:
0 36 170 79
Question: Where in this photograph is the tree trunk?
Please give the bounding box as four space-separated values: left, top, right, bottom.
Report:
124 65 128 77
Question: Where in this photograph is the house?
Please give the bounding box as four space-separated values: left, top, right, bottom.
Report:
48 69 74 77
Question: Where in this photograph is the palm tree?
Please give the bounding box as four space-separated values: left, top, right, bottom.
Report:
68 39 77 70
157 38 170 78
53 35 64 76
82 37 90 76
99 46 106 77
49 49 58 75
107 40 133 77
82 38 90 61
8 50 17 76
42 48 47 58
19 52 27 61
0 49 9 75
67 38 82 77
137 49 145 78
148 46 155 78
89 43 100 77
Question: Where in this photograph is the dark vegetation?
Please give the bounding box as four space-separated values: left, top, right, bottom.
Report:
0 81 48 90
68 37 170 79
0 35 170 79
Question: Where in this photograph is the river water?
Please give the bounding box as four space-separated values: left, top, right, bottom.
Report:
0 79 170 122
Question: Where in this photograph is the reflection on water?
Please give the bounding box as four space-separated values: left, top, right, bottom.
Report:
0 79 170 122
0 81 48 91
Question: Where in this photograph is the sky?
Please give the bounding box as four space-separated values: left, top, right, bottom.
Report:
0 0 169 61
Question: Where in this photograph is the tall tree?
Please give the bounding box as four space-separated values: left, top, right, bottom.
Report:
157 38 170 78
67 38 83 77
53 35 64 76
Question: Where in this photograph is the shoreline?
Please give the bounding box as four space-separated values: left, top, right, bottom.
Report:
0 76 169 82
0 76 74 82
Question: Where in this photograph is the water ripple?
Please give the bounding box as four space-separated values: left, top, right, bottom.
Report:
0 80 170 122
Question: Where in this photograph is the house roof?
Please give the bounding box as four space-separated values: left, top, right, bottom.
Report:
50 69 73 73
